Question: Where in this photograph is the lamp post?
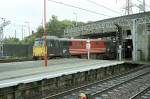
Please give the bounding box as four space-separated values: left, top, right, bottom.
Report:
44 0 48 66
25 21 30 36
22 25 24 40
73 12 77 26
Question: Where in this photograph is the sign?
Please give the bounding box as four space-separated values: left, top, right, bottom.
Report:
86 39 90 60
86 39 90 49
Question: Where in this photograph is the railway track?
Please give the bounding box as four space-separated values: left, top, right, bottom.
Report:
0 57 33 63
90 68 150 99
129 86 150 99
43 65 150 99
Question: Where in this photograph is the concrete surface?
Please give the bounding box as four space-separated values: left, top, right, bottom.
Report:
0 58 124 88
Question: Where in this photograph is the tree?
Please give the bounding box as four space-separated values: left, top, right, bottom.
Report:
22 15 85 44
47 15 63 37
46 15 85 37
36 26 44 37
3 37 21 44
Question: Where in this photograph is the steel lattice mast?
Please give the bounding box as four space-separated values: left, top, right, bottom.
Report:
125 0 133 15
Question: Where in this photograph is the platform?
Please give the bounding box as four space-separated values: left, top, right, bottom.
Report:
0 58 124 88
124 60 150 65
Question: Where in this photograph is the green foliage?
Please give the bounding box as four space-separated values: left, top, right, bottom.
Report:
5 15 85 45
21 35 36 45
35 26 44 38
22 15 85 44
3 37 21 44
37 15 85 37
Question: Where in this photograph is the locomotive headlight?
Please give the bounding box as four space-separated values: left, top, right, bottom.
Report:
127 46 131 48
107 48 110 52
63 48 67 54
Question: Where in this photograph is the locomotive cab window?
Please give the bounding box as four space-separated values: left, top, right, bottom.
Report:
47 40 55 47
33 40 39 47
34 40 44 47
54 40 59 48
47 41 53 47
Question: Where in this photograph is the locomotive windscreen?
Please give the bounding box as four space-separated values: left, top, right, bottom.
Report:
34 39 44 47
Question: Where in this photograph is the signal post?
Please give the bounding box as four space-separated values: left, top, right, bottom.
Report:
44 0 48 66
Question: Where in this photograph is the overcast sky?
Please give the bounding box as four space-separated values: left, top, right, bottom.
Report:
0 0 150 39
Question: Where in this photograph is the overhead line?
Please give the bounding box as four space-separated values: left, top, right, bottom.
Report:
87 0 121 15
48 0 111 17
137 0 150 8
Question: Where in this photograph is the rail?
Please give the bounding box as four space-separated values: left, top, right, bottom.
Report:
88 68 150 98
0 57 33 63
43 64 148 99
129 86 150 99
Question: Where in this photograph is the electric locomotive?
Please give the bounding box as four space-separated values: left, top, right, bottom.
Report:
32 36 117 59
32 36 70 59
